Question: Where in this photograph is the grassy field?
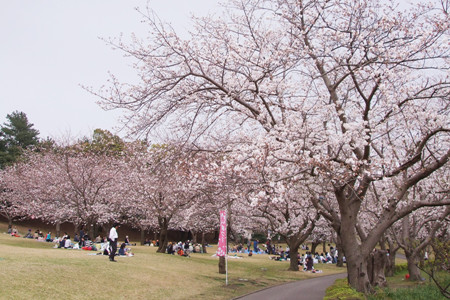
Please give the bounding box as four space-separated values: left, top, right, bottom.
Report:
0 225 345 300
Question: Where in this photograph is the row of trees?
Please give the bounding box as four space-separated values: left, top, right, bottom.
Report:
88 0 449 293
1 129 448 291
1 0 448 294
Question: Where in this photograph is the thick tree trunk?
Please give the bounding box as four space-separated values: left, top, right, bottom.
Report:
157 228 168 253
367 249 387 287
344 247 371 293
405 252 423 281
288 247 300 271
157 216 170 253
338 193 371 293
218 256 226 274
323 240 327 254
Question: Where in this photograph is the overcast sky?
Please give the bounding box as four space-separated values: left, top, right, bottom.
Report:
0 0 221 141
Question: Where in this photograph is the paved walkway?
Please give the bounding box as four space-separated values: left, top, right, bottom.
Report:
234 273 347 300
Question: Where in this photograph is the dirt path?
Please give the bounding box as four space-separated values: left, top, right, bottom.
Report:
234 272 347 300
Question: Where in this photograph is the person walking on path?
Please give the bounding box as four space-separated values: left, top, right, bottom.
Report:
109 223 119 262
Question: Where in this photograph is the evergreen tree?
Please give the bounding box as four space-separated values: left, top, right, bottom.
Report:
0 111 40 168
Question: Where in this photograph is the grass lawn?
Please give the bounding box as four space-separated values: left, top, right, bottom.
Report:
368 266 449 300
325 262 448 300
0 227 345 300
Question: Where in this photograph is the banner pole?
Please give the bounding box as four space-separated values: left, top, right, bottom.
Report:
218 210 228 285
226 244 228 285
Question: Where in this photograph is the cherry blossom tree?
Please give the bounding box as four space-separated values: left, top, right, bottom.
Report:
7 143 125 236
386 173 450 281
120 143 208 252
228 147 321 270
0 168 25 228
94 0 449 292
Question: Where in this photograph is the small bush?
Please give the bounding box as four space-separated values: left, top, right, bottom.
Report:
324 278 366 300
393 263 408 275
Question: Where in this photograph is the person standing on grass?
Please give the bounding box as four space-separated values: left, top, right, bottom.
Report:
253 239 259 253
109 223 119 262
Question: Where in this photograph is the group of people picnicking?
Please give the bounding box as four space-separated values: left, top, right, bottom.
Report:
165 240 208 257
8 226 53 242
6 224 134 260
7 225 342 270
229 239 344 272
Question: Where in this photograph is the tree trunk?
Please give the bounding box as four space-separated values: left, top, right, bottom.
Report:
218 256 226 274
344 246 371 293
140 226 145 246
55 222 61 238
405 252 423 281
157 216 170 253
367 249 387 287
385 248 397 277
323 240 327 254
338 193 371 293
288 247 300 271
74 224 79 238
336 235 345 268
311 241 320 255
191 230 197 243
201 232 207 254
157 227 168 253
88 224 94 240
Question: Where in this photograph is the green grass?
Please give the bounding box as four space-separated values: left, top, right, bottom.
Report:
368 267 449 300
324 263 448 300
0 227 345 300
369 283 446 300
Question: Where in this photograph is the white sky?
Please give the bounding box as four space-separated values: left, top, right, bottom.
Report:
0 0 221 141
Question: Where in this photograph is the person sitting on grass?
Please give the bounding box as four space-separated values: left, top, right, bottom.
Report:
177 247 189 257
11 226 20 237
118 243 134 256
59 237 66 248
64 235 72 249
124 235 136 246
94 235 102 243
166 242 175 254
24 229 33 239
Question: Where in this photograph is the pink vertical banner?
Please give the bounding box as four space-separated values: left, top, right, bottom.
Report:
217 210 227 257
